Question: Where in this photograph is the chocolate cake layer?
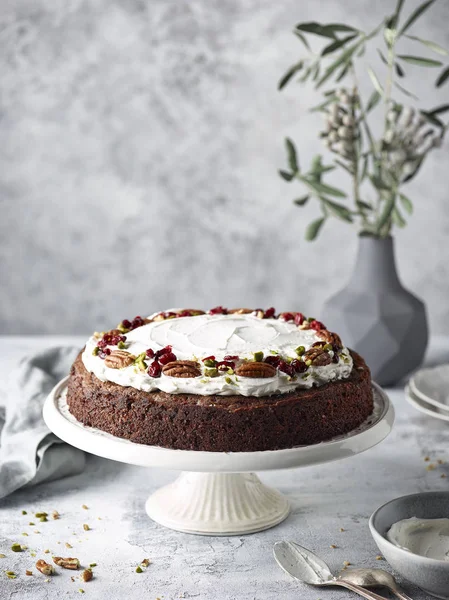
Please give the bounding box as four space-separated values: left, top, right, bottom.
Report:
66 350 373 452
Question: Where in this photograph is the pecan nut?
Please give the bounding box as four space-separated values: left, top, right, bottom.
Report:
53 557 80 570
316 329 343 349
162 360 201 378
235 362 276 378
36 560 54 576
81 568 93 582
228 308 253 314
303 347 332 366
104 350 136 369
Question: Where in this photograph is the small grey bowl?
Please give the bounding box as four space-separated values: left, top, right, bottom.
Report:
369 491 449 599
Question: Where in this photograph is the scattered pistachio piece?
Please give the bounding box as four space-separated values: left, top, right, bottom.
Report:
44 549 50 554
330 544 337 549
79 589 85 594
295 345 305 356
323 343 333 351
343 561 351 566
29 522 35 526
203 359 216 368
30 552 36 557
424 456 430 462
375 555 384 560
65 543 73 549
305 359 312 367
253 351 264 362
89 563 97 568
21 510 27 515
225 376 236 385
35 512 48 518
135 566 143 573
82 505 89 510
204 368 218 378
11 543 23 552
0 554 5 559
83 524 90 531
426 464 436 471
6 571 16 579
22 533 28 537
92 346 100 356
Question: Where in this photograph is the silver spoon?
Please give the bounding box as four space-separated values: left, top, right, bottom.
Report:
339 568 413 600
274 541 406 600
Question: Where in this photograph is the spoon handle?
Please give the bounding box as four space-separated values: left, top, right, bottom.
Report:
392 590 414 600
334 580 389 600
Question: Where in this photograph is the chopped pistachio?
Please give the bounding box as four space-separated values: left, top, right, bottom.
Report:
135 566 143 573
204 368 218 378
44 549 50 554
424 456 430 462
82 505 89 510
295 346 305 356
270 349 279 355
30 552 36 557
21 510 27 515
375 555 384 560
0 554 5 559
307 316 315 322
117 341 126 350
11 543 23 552
225 376 236 385
330 544 337 549
305 360 312 367
83 524 90 531
29 522 35 526
39 516 48 522
89 563 97 568
92 346 100 356
203 359 216 368
117 323 129 333
343 561 351 566
253 351 264 362
323 343 333 351
22 533 28 537
35 512 48 518
6 571 16 579
65 543 73 549
79 589 85 594
226 368 234 375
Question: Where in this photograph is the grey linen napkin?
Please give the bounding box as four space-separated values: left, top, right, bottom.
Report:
0 346 86 499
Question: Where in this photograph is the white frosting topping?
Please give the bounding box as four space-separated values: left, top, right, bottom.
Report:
387 517 449 561
82 313 353 397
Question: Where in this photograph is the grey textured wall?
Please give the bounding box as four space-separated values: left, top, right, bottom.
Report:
1 0 448 335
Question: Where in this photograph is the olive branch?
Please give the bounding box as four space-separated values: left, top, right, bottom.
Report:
279 0 449 240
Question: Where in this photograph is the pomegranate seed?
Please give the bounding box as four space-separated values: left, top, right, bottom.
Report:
202 355 216 363
97 339 107 349
279 312 295 322
291 359 307 373
223 355 239 361
209 306 227 315
309 320 325 331
155 345 173 359
264 355 281 367
159 352 177 365
216 360 235 371
265 307 276 318
294 313 305 326
278 360 296 377
122 319 132 329
148 361 162 377
332 354 339 363
146 348 155 358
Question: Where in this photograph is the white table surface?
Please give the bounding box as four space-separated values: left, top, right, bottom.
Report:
0 335 448 600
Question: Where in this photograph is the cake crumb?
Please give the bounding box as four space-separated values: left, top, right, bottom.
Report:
339 527 345 532
343 561 351 566
424 456 430 462
375 555 384 560
330 544 337 549
0 554 6 559
426 464 436 471
441 474 446 478
52 511 60 520
82 505 89 510
26 570 33 576
83 524 90 531
65 543 73 549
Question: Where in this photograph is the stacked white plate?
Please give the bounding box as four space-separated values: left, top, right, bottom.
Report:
406 364 449 422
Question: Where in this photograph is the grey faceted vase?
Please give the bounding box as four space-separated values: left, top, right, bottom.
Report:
321 236 428 386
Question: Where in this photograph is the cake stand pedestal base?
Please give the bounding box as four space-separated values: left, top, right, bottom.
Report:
145 472 290 535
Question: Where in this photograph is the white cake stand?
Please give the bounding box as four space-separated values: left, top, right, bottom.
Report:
43 378 393 536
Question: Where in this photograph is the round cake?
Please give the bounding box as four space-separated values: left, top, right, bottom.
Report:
67 307 373 452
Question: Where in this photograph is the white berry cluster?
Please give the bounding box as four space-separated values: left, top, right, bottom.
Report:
321 88 359 161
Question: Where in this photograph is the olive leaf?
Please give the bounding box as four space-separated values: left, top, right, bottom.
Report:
323 199 353 222
399 0 437 36
436 66 449 87
305 217 325 241
405 34 448 56
293 195 310 206
301 176 347 198
279 170 294 182
394 82 418 99
293 30 310 50
296 22 356 40
310 95 338 112
420 110 445 128
316 42 362 88
428 104 449 116
376 193 396 234
397 55 442 67
367 67 384 95
278 61 304 90
285 138 299 172
365 89 381 112
369 174 390 191
399 193 413 214
321 34 358 56
392 206 406 227
395 62 405 77
402 156 425 183
357 199 373 211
